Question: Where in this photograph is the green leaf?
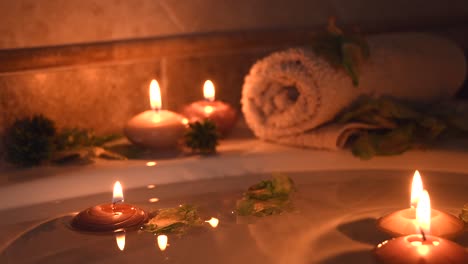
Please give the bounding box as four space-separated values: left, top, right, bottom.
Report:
236 174 295 217
341 43 362 86
271 173 295 196
236 199 255 216
460 204 468 224
351 125 415 159
375 124 414 155
312 18 370 87
351 133 378 160
143 204 203 235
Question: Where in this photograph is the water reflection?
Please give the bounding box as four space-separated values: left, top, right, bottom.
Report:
205 217 219 228
157 235 169 251
114 229 126 251
148 197 159 203
146 162 157 167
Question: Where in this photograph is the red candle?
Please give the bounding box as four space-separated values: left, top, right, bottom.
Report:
71 181 148 233
375 234 468 264
182 80 237 136
375 191 468 263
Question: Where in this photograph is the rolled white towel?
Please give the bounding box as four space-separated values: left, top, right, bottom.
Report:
241 33 466 149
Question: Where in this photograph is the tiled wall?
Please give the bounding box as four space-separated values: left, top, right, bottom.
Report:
0 61 161 134
0 1 467 136
0 48 276 135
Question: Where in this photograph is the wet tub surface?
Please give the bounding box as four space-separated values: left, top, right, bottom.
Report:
0 169 466 264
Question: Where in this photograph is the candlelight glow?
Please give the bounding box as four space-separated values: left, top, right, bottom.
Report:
149 79 162 111
113 181 124 203
203 80 215 102
115 229 125 251
148 197 159 203
146 161 157 167
157 235 168 251
204 105 214 114
416 190 431 235
182 118 189 125
205 217 219 228
417 245 430 255
410 170 423 208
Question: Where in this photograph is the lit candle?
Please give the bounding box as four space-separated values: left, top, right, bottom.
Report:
182 80 237 136
71 181 148 232
375 191 468 263
124 79 188 149
377 170 464 238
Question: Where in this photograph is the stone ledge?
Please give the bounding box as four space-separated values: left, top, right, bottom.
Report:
1 20 468 75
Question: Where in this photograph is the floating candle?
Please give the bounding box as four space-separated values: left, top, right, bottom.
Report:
125 79 187 149
71 181 148 233
182 80 237 136
375 191 468 264
377 170 464 238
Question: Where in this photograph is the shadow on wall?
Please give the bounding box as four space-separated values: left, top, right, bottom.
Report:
1 0 468 49
0 1 467 136
456 54 468 99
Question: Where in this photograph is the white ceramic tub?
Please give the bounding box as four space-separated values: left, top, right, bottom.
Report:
0 138 467 264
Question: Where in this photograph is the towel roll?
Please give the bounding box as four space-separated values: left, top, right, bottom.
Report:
241 33 466 149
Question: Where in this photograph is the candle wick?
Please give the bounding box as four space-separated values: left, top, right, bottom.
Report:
419 227 427 241
112 199 124 214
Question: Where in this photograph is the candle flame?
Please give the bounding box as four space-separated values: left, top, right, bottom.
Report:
416 190 431 235
149 79 162 111
113 181 124 203
203 80 215 102
115 229 125 251
205 217 219 228
157 235 168 251
410 170 423 208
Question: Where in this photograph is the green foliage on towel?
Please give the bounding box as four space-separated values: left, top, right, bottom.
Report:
184 120 219 155
236 173 295 217
340 97 468 159
3 114 122 166
312 17 370 86
142 204 203 235
55 128 121 151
